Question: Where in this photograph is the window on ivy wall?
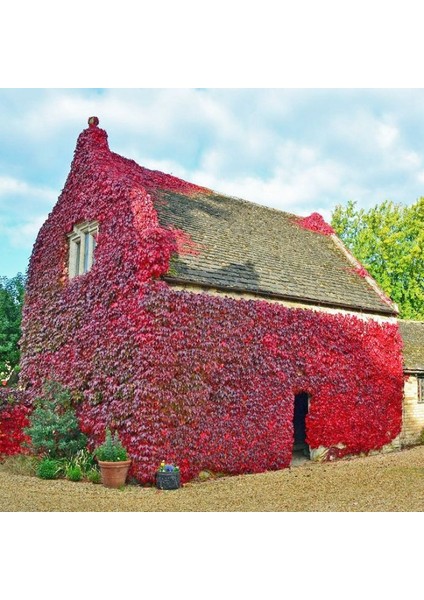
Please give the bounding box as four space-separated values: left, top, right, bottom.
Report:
68 221 98 278
418 376 424 403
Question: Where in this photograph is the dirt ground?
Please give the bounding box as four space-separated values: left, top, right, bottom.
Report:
1 445 424 512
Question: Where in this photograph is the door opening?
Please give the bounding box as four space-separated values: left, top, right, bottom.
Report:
293 392 310 458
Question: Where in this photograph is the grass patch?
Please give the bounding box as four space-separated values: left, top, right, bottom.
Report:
0 454 40 477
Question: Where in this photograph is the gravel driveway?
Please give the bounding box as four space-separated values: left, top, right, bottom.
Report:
1 445 424 512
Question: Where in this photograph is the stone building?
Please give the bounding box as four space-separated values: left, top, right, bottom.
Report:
399 320 424 446
18 118 409 482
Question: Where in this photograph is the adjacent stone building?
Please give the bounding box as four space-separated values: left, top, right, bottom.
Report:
399 320 424 446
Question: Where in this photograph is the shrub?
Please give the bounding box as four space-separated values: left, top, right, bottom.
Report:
67 448 96 473
63 449 96 482
66 465 83 482
37 458 61 479
0 390 31 455
94 429 128 462
86 468 101 484
24 381 87 459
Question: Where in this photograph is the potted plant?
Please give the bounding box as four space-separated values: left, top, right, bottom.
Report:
156 461 181 490
94 429 131 488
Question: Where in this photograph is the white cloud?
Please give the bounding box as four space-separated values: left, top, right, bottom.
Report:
0 176 56 201
7 216 47 248
0 215 46 249
376 122 399 149
138 137 345 215
192 163 343 213
399 150 421 170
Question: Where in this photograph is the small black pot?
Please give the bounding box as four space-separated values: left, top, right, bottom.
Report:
156 470 181 490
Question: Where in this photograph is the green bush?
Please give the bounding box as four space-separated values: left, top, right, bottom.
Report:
24 381 87 459
67 448 96 473
66 465 83 482
61 449 98 482
37 458 61 480
86 468 101 484
94 429 128 462
0 273 25 378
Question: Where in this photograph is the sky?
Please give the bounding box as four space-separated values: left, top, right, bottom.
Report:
1 87 424 278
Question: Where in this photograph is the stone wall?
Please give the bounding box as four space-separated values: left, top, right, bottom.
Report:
401 375 424 446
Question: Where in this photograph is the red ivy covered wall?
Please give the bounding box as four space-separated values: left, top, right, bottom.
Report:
0 390 30 455
15 122 404 483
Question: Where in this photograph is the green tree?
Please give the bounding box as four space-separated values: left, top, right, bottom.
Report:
24 381 87 459
331 198 424 320
0 273 25 379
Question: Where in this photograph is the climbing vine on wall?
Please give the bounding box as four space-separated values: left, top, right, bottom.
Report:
0 390 30 455
10 121 405 483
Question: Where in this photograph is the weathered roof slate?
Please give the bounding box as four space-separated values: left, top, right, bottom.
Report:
153 188 396 315
398 320 424 372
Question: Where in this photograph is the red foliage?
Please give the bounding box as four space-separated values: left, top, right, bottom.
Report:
168 227 203 257
0 390 31 455
297 212 335 235
352 266 371 279
16 121 405 483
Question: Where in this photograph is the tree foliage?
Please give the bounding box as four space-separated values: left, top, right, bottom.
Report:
24 381 87 459
331 198 424 320
0 273 25 379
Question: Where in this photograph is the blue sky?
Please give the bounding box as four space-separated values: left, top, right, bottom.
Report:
2 88 424 278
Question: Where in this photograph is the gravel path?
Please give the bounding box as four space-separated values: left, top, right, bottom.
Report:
1 446 424 511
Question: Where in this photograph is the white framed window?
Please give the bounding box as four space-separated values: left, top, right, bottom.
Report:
68 221 98 278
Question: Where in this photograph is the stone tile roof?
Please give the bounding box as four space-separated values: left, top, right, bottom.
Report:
398 320 424 372
153 188 397 315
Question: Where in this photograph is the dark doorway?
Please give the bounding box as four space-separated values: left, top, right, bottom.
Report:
293 392 309 458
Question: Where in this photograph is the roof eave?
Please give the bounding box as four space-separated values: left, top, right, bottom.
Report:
163 276 398 317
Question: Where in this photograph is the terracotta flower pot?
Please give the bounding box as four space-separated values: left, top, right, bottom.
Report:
98 460 131 488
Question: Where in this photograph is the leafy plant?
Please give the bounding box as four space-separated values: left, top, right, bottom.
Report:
94 429 128 462
24 381 87 459
61 448 96 482
0 395 30 455
37 458 61 479
332 198 424 319
158 460 180 472
66 464 83 482
0 273 25 380
86 468 101 484
66 448 96 473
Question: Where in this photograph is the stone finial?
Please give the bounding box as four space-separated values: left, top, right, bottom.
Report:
88 116 99 128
